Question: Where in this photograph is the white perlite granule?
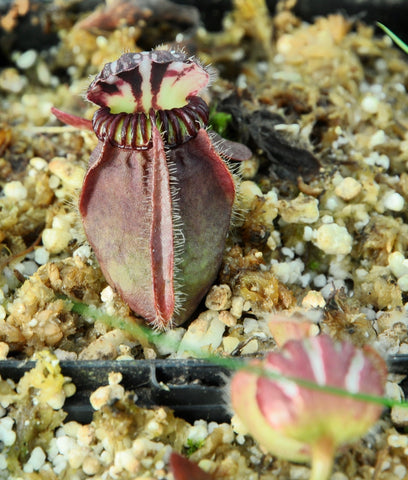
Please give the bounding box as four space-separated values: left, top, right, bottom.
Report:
313 223 353 255
334 176 362 201
382 191 404 212
0 417 16 446
23 446 46 473
3 181 27 201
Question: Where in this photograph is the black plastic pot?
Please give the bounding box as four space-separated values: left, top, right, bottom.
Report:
1 0 408 60
0 359 230 423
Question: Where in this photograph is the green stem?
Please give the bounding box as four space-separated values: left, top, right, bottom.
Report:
309 437 335 480
377 22 408 55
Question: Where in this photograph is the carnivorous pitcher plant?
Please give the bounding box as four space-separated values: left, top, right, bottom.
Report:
52 48 250 329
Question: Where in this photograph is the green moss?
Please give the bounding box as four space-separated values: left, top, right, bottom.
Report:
185 438 205 456
209 107 232 137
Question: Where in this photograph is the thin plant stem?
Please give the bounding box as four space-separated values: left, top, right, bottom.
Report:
309 437 335 480
377 22 408 54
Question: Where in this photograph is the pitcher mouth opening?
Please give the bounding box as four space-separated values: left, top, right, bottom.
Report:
92 96 209 150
